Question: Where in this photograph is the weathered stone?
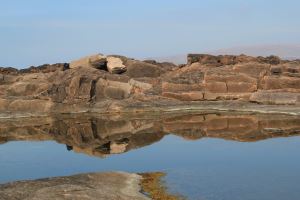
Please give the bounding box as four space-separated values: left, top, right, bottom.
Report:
1 53 300 115
47 84 67 103
129 79 152 91
163 91 204 101
104 86 128 99
227 82 257 93
205 70 257 84
187 54 281 66
205 82 227 93
0 98 9 111
262 76 300 90
162 82 204 92
70 54 107 70
250 91 300 105
89 55 107 70
126 60 165 78
7 99 53 112
270 66 282 75
107 56 127 74
0 67 19 75
0 172 149 200
203 92 252 101
19 63 69 73
67 76 95 101
233 63 269 78
0 74 4 82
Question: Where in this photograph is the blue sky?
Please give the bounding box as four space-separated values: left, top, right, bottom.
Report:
1 0 300 67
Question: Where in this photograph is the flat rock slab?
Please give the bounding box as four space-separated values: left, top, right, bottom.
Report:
0 172 149 200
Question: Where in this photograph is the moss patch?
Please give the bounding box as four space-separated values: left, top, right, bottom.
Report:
139 172 185 200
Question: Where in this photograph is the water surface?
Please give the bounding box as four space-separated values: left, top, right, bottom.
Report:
0 112 300 200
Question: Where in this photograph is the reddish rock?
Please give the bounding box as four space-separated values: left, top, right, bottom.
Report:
205 82 227 93
227 82 257 93
250 91 300 105
163 91 204 101
262 76 300 90
1 53 300 115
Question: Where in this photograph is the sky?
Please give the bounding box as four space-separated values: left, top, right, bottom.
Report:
1 0 300 68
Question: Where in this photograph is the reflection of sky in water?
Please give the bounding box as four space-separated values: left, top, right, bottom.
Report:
0 135 300 200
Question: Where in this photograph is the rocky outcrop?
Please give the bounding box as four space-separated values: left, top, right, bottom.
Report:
1 53 300 115
107 56 127 74
0 172 149 200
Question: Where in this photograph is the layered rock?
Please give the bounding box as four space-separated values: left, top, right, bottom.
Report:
1 53 300 115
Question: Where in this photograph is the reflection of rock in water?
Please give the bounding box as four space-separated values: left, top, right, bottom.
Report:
0 112 300 158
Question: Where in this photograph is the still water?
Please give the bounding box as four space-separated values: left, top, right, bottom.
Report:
0 112 300 200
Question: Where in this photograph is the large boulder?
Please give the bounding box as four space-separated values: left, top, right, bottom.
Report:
70 54 128 74
70 54 107 70
107 57 127 74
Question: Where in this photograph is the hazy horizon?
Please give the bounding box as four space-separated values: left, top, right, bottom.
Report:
1 0 300 68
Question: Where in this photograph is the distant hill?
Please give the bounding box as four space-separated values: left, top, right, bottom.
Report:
211 44 300 60
150 44 300 64
146 54 187 65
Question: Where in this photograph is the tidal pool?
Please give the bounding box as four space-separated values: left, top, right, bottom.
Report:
0 112 300 200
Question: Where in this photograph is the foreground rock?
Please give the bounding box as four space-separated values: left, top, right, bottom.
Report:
1 53 300 116
0 172 149 200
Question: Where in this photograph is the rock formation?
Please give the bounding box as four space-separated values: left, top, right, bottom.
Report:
0 172 149 200
1 53 300 116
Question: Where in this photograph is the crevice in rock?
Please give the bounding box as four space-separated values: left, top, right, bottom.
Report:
89 80 97 102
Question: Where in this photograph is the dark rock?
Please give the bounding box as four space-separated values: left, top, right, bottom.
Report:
20 63 69 73
270 66 282 75
0 67 19 75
